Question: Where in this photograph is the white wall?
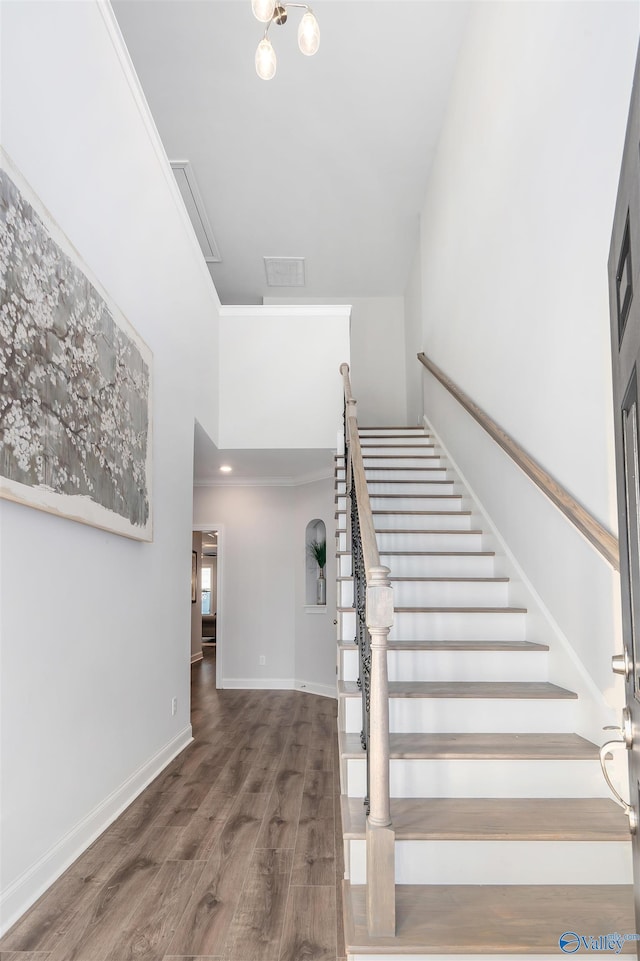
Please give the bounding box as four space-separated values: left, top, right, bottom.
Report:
412 0 638 529
403 249 423 426
264 297 407 426
0 1 220 930
218 305 350 449
193 478 336 697
295 481 338 696
405 1 639 722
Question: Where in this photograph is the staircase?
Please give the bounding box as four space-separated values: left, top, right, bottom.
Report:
335 424 635 959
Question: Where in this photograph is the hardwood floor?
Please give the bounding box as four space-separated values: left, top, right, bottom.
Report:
0 649 346 961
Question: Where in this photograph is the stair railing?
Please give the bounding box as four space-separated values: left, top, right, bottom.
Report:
340 362 396 937
417 351 619 570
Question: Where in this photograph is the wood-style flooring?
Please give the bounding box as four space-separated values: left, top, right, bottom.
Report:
0 649 346 961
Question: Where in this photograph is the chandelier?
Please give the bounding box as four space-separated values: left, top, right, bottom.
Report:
252 1 320 80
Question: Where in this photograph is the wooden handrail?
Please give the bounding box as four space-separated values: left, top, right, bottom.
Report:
418 352 620 571
340 364 380 575
340 362 395 937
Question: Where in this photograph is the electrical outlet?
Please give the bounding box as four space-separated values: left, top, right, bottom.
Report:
259 655 266 666
171 696 177 716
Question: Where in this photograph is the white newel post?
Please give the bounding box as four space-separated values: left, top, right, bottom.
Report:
366 565 396 936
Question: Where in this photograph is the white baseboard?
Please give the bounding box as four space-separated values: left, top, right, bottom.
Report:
0 725 193 936
191 651 203 664
222 677 296 690
221 677 336 698
295 679 337 698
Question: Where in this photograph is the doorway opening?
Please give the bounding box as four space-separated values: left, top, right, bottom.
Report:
201 530 218 650
192 525 223 688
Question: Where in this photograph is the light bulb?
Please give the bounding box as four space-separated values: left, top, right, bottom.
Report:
255 37 277 80
297 10 320 56
252 0 276 23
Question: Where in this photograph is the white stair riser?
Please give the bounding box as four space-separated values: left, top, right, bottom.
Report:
360 431 434 447
370 496 464 511
336 465 455 484
343 696 575 733
359 429 429 437
376 532 483 552
378 514 472 532
344 757 610 799
350 954 575 961
337 511 471 531
339 581 354 607
337 555 352 577
389 610 526 642
340 648 548 683
397 580 509 607
360 445 437 455
365 469 450 482
348 840 632 886
338 610 356 641
362 446 444 467
337 511 472 533
338 608 526 642
338 578 509 608
367 481 456 495
380 553 495 577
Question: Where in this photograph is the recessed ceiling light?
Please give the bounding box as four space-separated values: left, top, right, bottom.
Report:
219 465 232 473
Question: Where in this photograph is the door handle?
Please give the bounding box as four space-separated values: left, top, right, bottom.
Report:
612 648 632 678
599 730 638 834
604 706 633 748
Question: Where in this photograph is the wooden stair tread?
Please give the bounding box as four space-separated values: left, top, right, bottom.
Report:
343 881 636 954
365 479 451 483
336 493 462 499
341 796 630 840
338 639 549 652
359 426 425 430
359 510 473 516
339 680 577 699
335 511 472 518
340 731 600 759
337 606 525 614
380 550 496 557
337 576 509 583
393 606 526 613
337 529 483 535
336 551 496 557
341 494 463 500
375 528 483 534
390 576 508 582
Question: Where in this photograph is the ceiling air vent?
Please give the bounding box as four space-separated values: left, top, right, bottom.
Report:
171 161 221 263
264 257 306 287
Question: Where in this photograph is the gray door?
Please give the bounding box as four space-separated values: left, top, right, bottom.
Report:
609 43 640 940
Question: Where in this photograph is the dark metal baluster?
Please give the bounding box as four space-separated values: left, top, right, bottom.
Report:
350 467 371 814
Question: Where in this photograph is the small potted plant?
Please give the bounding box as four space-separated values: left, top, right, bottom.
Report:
308 537 327 605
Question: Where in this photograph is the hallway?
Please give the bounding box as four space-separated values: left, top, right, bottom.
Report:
0 650 345 961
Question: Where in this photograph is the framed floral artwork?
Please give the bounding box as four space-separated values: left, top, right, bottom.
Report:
0 149 153 540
